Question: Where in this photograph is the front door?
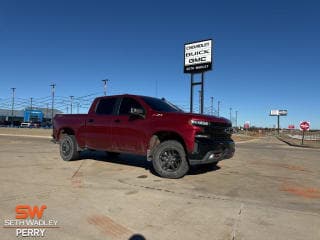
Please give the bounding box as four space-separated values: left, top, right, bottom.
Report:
112 97 148 155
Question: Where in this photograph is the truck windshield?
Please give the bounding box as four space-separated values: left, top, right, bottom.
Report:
141 96 183 113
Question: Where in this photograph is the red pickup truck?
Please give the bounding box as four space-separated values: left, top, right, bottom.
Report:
53 94 235 178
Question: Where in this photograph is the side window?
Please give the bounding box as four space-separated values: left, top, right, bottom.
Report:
119 97 145 115
96 98 117 115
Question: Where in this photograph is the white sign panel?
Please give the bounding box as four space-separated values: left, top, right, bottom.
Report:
270 110 279 116
278 110 288 116
270 109 288 116
184 39 212 73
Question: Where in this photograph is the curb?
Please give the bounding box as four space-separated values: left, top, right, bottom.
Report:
277 136 320 149
0 133 51 139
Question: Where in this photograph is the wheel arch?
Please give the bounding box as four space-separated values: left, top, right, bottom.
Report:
58 127 76 140
147 131 187 160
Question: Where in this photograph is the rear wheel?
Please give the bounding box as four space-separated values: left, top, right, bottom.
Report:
60 135 80 161
152 140 189 178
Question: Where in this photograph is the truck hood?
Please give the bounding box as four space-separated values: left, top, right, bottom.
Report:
154 111 231 125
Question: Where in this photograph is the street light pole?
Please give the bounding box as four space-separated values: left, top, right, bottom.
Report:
217 101 221 117
46 103 49 120
11 88 16 127
198 90 201 113
210 97 214 115
50 84 56 127
70 96 74 114
102 79 109 96
235 110 238 128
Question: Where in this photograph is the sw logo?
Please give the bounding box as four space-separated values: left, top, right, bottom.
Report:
16 205 47 219
3 204 59 238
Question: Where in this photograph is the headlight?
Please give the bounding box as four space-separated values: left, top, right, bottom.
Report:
190 120 210 126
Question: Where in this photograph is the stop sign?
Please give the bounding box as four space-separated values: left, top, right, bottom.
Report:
300 121 310 131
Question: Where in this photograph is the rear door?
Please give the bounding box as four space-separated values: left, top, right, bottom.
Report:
84 97 119 151
112 97 148 155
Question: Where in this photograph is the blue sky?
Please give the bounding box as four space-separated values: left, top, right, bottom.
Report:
0 0 319 128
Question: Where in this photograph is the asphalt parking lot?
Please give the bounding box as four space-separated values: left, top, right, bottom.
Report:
0 133 319 240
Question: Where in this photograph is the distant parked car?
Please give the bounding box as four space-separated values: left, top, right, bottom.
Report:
20 122 31 128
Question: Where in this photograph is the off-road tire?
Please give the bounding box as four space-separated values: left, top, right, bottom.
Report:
152 140 189 178
60 135 80 161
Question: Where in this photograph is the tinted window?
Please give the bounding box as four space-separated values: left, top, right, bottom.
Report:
96 98 117 115
119 97 145 115
141 96 182 112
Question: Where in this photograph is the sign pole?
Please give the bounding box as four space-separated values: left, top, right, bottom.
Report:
201 72 204 114
190 73 194 113
277 115 280 135
301 130 305 145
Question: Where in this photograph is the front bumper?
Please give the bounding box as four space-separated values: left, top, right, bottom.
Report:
188 138 235 165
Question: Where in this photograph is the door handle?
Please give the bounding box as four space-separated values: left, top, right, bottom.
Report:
114 119 120 123
88 119 94 123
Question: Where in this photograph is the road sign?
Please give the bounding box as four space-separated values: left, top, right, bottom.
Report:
288 125 295 129
244 121 250 129
300 121 310 131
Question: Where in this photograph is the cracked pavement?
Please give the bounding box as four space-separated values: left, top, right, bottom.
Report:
0 134 319 240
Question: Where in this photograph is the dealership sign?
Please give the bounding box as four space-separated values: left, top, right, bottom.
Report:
184 39 212 73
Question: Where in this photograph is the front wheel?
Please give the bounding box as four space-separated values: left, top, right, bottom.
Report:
152 140 189 179
60 135 80 161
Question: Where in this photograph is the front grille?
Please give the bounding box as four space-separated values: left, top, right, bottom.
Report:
203 122 232 141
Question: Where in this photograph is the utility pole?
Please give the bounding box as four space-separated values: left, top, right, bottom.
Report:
235 110 238 128
70 96 74 114
229 107 232 123
210 97 214 115
77 103 80 114
102 79 109 96
11 88 16 127
218 101 220 117
50 84 56 127
30 97 33 110
46 103 49 120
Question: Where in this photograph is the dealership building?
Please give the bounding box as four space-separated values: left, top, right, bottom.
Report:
0 108 62 126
